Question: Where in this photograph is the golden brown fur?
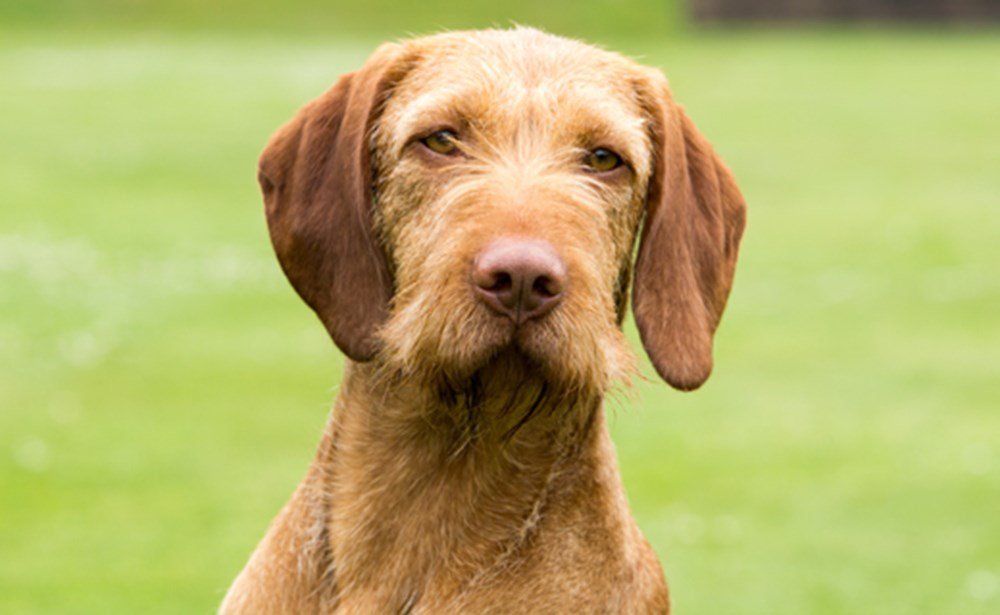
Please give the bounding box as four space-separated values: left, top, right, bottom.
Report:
222 27 745 614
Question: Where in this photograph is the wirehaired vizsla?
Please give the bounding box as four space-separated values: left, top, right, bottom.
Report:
222 27 746 614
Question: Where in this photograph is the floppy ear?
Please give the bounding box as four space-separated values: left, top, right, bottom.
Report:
258 44 412 361
633 78 747 391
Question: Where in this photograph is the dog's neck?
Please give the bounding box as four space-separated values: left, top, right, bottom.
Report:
318 354 626 608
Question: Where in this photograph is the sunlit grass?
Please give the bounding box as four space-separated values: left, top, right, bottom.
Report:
1 27 998 614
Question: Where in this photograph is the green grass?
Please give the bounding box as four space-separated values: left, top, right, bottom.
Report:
0 0 683 39
2 23 999 615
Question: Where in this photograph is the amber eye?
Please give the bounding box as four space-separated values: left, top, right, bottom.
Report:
421 130 460 156
585 148 622 173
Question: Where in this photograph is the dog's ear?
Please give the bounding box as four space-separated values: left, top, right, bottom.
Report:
632 76 747 391
258 44 412 361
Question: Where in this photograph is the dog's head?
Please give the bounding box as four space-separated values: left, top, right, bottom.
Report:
259 28 745 395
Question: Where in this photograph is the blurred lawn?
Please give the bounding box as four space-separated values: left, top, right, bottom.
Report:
1 12 999 615
0 0 682 39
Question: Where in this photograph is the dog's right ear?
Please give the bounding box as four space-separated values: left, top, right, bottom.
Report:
258 44 412 362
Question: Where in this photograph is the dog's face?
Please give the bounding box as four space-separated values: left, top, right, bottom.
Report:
373 32 653 391
259 28 745 395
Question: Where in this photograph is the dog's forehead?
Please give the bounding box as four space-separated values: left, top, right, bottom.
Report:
384 29 650 160
412 29 637 89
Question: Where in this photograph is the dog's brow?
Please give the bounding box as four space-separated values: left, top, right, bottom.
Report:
392 88 473 149
392 80 650 173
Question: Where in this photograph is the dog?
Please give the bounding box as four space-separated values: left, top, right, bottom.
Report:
221 27 746 614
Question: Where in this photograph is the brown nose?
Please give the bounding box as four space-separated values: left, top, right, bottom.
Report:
472 239 566 324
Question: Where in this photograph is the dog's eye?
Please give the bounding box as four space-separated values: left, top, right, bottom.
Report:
421 130 460 156
584 148 622 173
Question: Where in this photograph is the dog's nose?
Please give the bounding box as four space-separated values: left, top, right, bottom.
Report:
472 239 566 324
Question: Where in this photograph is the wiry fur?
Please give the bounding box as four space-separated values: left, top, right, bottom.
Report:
222 27 745 615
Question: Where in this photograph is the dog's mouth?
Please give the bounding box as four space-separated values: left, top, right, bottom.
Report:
377 297 619 434
477 311 548 354
451 313 573 386
457 296 627 396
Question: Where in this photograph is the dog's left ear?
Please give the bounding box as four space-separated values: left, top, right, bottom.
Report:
257 44 413 362
632 76 747 391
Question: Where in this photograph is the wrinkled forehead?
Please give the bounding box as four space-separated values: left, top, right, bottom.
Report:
381 31 652 175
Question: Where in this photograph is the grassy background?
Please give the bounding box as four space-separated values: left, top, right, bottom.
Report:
1 2 998 613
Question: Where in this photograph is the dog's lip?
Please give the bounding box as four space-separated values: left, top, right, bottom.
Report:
477 297 560 328
440 312 566 389
482 313 547 346
499 319 550 353
463 302 561 364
